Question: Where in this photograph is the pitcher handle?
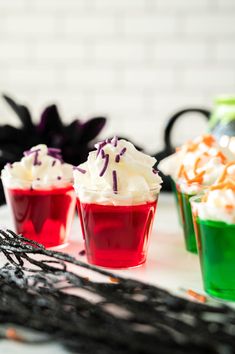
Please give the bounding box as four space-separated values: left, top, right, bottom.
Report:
164 108 211 151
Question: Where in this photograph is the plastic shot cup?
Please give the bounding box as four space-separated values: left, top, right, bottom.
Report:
190 195 235 301
76 187 159 268
2 177 76 248
170 177 182 227
175 181 205 254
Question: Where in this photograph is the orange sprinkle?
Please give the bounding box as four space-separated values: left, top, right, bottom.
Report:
178 162 205 185
210 181 235 192
187 142 198 153
183 169 190 182
225 204 234 212
187 289 207 303
193 151 214 176
6 328 23 341
226 160 235 169
109 277 120 284
210 181 227 190
178 165 185 178
193 157 201 174
218 161 235 183
216 151 227 164
218 169 227 184
201 134 215 147
187 171 205 184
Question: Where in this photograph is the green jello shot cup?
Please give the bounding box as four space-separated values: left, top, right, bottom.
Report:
175 182 206 254
170 178 182 227
191 196 235 301
177 189 197 254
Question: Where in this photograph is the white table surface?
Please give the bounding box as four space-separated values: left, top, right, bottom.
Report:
0 193 203 354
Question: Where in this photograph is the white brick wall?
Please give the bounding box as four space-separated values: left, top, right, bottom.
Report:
0 0 234 153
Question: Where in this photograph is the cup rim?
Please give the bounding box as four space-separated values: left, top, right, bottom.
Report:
1 174 74 189
176 178 206 187
175 179 207 195
189 194 204 204
74 184 161 193
74 185 160 205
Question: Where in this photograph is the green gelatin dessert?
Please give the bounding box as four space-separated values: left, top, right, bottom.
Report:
177 191 197 254
196 218 235 301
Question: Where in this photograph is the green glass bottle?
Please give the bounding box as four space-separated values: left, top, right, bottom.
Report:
209 95 235 152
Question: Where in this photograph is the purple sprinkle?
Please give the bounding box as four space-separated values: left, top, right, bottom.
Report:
52 160 57 167
23 148 42 166
73 166 87 174
99 154 109 177
112 136 118 147
33 151 42 166
112 170 118 194
152 168 158 174
57 176 62 180
24 148 41 157
79 249 86 256
120 147 127 156
48 148 61 153
96 141 107 157
115 154 120 163
96 145 102 157
106 138 112 144
47 148 63 162
48 151 61 157
36 177 40 181
101 149 105 159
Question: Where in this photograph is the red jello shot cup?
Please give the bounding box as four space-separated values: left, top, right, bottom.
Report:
2 177 76 248
76 188 159 268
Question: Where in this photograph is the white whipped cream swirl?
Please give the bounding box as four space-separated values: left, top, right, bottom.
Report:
73 137 162 205
1 144 73 190
196 189 235 224
159 135 234 194
195 164 235 224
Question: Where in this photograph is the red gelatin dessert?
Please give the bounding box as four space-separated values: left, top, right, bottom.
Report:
77 199 157 268
6 186 76 248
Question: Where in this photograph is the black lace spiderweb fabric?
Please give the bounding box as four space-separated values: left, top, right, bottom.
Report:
0 230 235 354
